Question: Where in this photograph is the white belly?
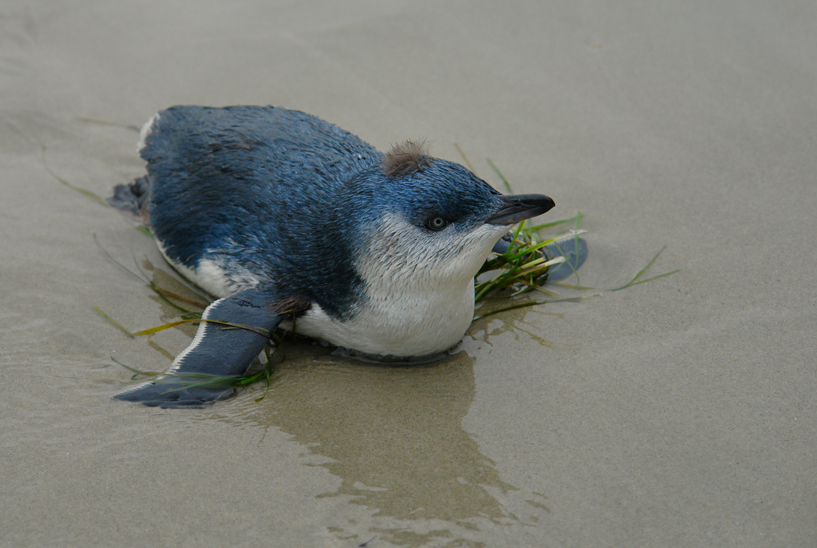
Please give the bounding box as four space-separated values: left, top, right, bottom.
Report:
294 278 476 358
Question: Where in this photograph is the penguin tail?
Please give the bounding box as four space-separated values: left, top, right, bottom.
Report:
108 175 151 222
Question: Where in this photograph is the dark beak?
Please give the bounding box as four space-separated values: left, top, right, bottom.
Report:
486 194 555 225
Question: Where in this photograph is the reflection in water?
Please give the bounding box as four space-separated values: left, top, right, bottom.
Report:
231 344 550 547
140 261 553 546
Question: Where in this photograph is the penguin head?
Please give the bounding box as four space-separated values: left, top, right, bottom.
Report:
345 142 555 287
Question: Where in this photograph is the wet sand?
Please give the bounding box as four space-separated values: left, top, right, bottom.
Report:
2 1 816 546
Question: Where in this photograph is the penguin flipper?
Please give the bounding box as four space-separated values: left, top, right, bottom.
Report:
114 285 296 408
490 233 588 283
541 237 588 282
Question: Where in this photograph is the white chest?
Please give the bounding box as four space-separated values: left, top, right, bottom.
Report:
293 215 505 358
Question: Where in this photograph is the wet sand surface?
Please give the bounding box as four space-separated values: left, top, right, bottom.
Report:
2 1 816 546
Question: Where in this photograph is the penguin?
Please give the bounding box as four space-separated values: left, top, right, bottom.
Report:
109 105 575 407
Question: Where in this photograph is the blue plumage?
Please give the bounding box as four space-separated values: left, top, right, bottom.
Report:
144 106 381 317
110 105 562 407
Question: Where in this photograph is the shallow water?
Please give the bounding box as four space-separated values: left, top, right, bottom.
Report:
3 1 817 547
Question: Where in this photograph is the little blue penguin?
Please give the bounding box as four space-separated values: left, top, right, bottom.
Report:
109 105 561 407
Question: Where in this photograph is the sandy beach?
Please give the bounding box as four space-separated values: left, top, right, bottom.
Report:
1 1 815 546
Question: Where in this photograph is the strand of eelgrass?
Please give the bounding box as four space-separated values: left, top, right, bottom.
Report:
112 356 275 402
609 246 680 291
41 146 109 206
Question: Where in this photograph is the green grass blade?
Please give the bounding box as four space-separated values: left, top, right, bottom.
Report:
487 159 514 194
76 117 141 132
114 352 279 397
473 294 596 321
502 237 559 261
129 256 209 314
93 234 150 284
473 300 543 321
454 143 477 174
110 356 162 378
610 246 670 291
149 285 206 315
552 282 595 290
548 238 581 283
153 287 209 309
41 146 109 206
93 306 134 337
525 217 575 231
130 319 200 336
619 269 681 288
518 281 560 298
157 376 237 394
131 318 272 338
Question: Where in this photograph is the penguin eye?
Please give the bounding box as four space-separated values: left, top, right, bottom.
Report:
424 216 449 231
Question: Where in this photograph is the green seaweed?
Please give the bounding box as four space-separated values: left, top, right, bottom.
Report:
95 311 272 339
474 210 584 302
75 116 141 132
93 306 134 338
610 246 680 291
41 146 109 206
111 356 276 402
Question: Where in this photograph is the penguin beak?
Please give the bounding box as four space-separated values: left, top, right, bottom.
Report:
486 194 555 225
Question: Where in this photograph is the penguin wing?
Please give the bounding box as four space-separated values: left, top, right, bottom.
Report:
542 237 588 282
114 284 302 408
